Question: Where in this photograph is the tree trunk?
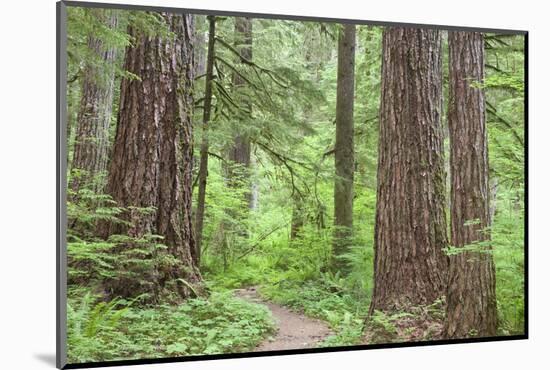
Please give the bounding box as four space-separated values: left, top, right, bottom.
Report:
66 79 80 161
250 154 260 210
226 17 253 206
332 24 356 274
101 13 200 301
193 15 207 77
70 10 118 194
220 17 254 254
489 178 499 225
195 16 216 264
290 195 305 240
444 31 497 338
370 28 448 314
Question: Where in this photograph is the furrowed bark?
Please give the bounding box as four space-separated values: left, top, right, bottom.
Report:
101 12 200 301
370 27 448 313
444 31 497 338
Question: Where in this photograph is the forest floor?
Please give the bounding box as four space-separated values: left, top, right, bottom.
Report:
234 286 332 351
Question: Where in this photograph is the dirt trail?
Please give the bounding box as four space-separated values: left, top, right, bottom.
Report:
234 286 332 351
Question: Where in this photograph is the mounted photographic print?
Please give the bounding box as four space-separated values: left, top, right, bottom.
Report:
56 1 528 368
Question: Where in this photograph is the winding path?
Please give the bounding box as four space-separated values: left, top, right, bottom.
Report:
234 286 332 351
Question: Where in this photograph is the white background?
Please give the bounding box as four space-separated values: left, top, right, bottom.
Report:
0 0 546 368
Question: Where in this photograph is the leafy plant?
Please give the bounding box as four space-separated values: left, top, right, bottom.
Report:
67 291 275 363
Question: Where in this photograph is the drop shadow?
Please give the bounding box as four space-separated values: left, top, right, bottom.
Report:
34 353 57 367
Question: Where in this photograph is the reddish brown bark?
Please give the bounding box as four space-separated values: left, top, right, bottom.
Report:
101 13 200 300
370 28 448 313
444 31 497 338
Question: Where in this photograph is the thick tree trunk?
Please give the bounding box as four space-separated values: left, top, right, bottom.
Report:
444 31 497 338
370 28 448 314
70 10 118 194
101 13 200 301
332 24 356 274
195 16 216 263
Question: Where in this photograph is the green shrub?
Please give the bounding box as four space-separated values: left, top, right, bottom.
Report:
67 291 275 363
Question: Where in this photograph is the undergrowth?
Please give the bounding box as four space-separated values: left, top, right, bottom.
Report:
364 299 446 344
67 290 275 363
66 158 524 364
492 194 525 335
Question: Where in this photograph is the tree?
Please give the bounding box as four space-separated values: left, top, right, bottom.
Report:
194 15 207 77
225 17 253 208
444 31 498 338
100 12 200 300
213 17 255 269
195 16 216 264
70 9 118 194
369 27 448 314
332 24 356 274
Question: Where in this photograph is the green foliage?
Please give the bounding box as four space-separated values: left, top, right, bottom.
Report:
203 256 272 290
66 7 525 360
66 8 131 86
492 193 525 334
67 181 276 362
198 24 525 347
67 172 128 235
369 310 408 337
67 292 132 362
484 33 525 335
67 291 275 363
364 298 446 344
67 180 177 300
484 73 524 94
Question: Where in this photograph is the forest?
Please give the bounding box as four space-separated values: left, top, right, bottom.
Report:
64 6 525 363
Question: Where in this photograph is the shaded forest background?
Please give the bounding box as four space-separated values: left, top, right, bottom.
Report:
64 7 525 363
